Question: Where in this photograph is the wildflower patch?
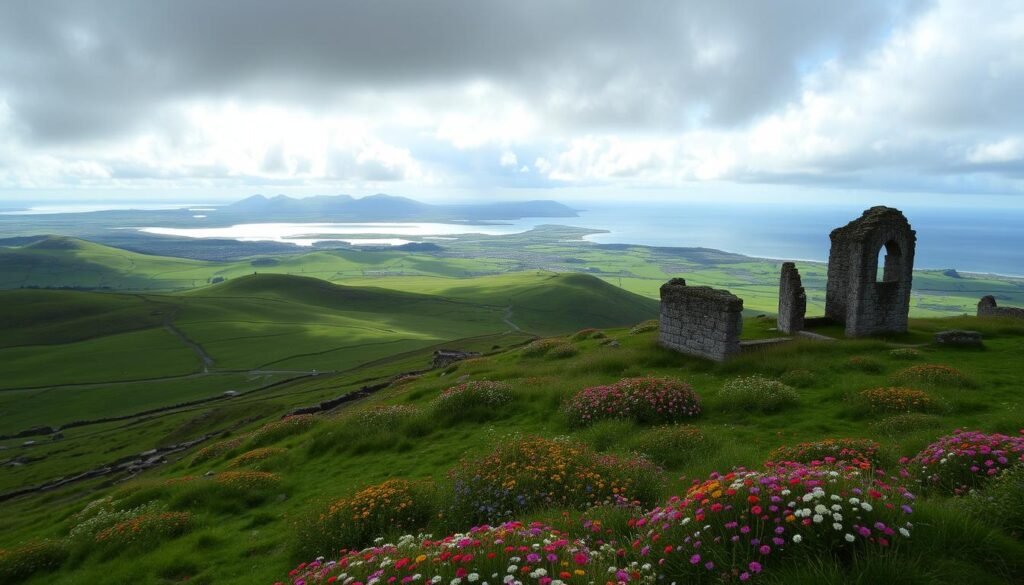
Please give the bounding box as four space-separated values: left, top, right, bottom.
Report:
564 377 702 426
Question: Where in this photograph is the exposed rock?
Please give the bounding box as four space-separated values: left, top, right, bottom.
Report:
934 330 984 347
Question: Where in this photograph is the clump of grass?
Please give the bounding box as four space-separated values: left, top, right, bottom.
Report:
857 387 944 414
293 479 436 558
629 424 719 468
67 497 164 543
190 436 246 466
869 413 943 436
0 540 68 583
847 355 885 374
892 364 974 388
572 328 606 341
247 414 318 447
93 512 192 552
212 470 281 493
780 368 816 388
963 466 1024 538
356 404 424 428
547 342 579 359
718 375 799 413
432 381 514 423
227 447 287 469
766 438 881 467
520 338 563 357
444 435 664 528
889 348 923 360
630 320 658 335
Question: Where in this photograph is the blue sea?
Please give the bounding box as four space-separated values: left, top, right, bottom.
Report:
571 202 1024 277
4 199 1023 276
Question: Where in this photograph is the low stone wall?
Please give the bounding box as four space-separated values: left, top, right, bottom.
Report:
777 262 806 334
659 278 743 362
978 296 1024 320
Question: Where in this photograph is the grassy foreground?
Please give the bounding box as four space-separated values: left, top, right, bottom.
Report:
2 311 1023 584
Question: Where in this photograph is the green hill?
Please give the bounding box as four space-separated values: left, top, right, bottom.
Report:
1 310 1023 584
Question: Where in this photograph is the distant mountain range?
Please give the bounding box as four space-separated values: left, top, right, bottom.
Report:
223 194 578 221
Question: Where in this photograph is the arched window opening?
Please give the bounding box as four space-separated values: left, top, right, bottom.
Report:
876 240 902 283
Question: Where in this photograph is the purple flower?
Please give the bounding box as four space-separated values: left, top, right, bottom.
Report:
689 554 701 565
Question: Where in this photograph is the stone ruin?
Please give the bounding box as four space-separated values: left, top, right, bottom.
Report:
825 206 916 337
658 206 922 361
977 296 1024 319
431 349 481 369
658 278 743 362
777 262 806 334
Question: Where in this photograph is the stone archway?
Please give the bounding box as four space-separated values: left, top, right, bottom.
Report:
825 207 916 337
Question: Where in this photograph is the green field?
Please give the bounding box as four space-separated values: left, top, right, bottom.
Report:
2 236 1024 584
3 232 1022 317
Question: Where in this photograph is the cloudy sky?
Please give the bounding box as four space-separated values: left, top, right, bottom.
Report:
1 0 1022 203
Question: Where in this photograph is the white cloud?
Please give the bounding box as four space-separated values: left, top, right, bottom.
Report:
499 151 518 167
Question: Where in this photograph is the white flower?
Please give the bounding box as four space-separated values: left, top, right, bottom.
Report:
845 534 856 542
468 574 480 583
533 569 547 577
831 504 842 512
432 578 443 585
792 534 803 543
781 489 792 496
681 518 691 525
607 567 617 574
813 514 824 524
507 566 518 574
833 523 843 531
831 494 841 501
814 504 828 514
450 578 462 585
849 497 860 505
503 577 515 584
899 528 911 538
414 576 422 581
832 513 843 522
802 493 815 502
641 564 652 571
860 502 873 512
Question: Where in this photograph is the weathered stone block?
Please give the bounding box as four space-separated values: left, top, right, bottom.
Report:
777 262 806 334
978 296 1024 320
934 330 984 347
658 279 743 362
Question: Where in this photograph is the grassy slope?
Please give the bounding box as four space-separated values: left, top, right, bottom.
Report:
1 314 1023 584
0 272 656 433
3 235 1022 317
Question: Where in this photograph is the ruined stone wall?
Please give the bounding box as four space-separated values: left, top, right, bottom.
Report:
978 296 1024 319
824 207 916 337
777 262 806 334
659 278 743 361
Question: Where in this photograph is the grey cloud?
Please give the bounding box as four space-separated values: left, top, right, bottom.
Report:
0 0 924 143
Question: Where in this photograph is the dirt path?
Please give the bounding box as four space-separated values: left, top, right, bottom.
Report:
164 322 215 371
502 305 523 332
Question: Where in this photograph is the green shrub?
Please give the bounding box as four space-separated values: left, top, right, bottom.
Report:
190 436 247 466
629 424 719 467
892 364 974 388
963 465 1024 538
869 413 943 435
0 540 68 583
847 355 885 373
93 512 192 552
629 320 659 335
247 414 318 447
858 387 945 414
520 338 563 357
67 497 164 543
780 368 816 388
354 404 423 428
572 328 606 341
766 438 881 467
718 375 799 412
444 435 663 528
432 381 514 420
546 342 579 359
293 479 436 558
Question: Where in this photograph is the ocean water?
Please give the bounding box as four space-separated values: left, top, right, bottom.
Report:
573 203 1024 276
6 199 1023 276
